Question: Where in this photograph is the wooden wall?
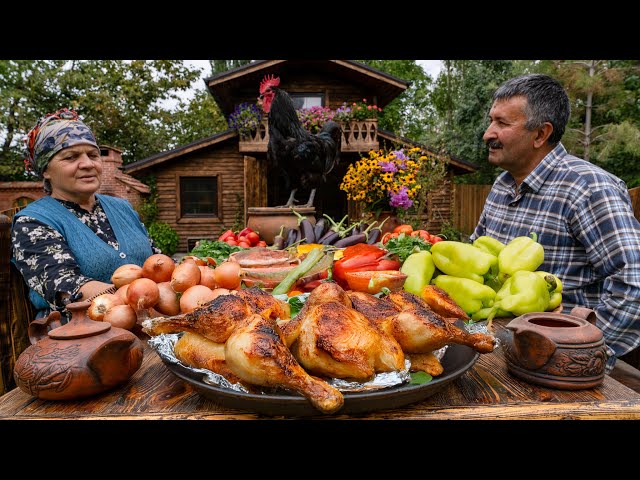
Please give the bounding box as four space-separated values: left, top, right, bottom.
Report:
149 141 251 252
453 183 492 236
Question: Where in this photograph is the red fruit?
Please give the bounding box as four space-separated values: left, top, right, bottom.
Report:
247 231 260 245
219 229 236 242
237 241 251 248
226 238 238 246
256 240 267 247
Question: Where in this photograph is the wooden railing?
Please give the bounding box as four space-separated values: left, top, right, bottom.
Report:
238 119 379 153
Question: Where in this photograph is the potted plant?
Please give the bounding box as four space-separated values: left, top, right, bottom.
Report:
228 102 263 137
296 106 335 133
339 147 446 227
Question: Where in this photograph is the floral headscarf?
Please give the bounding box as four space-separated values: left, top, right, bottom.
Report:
24 108 99 178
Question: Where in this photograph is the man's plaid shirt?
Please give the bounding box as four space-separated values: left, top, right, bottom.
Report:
471 143 640 372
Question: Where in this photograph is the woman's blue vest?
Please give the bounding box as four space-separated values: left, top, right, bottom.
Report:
13 194 154 311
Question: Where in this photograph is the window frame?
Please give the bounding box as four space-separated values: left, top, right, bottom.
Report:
177 175 221 220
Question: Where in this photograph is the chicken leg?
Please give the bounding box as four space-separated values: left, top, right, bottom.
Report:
225 313 344 414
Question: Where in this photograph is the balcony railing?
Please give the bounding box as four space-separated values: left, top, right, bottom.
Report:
238 119 379 153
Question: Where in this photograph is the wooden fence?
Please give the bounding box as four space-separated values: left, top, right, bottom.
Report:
453 185 640 236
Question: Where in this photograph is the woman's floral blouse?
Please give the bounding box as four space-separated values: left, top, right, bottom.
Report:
11 197 160 314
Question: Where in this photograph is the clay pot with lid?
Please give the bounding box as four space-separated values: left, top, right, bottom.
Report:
497 307 609 390
13 301 144 400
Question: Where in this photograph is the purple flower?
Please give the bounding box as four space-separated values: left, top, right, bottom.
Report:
378 160 398 173
389 186 413 209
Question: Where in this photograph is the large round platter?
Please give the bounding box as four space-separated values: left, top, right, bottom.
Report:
162 343 479 417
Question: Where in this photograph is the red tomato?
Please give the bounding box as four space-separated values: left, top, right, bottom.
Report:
238 227 254 238
237 241 251 248
256 240 267 247
247 231 261 245
393 224 413 235
430 236 443 244
381 232 399 245
225 238 238 246
411 230 431 242
219 229 236 242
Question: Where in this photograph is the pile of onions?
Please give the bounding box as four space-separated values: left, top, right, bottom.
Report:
87 293 136 330
127 278 160 311
87 293 124 322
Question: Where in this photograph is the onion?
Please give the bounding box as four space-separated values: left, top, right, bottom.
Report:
126 277 160 311
87 293 124 321
180 285 216 313
111 264 143 288
103 304 137 330
141 254 176 283
181 255 206 266
155 281 181 316
213 261 241 290
115 284 129 304
170 261 201 293
199 265 218 289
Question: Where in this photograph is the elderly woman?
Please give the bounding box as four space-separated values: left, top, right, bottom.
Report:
11 108 158 319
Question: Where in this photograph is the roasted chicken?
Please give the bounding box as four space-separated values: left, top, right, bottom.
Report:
283 282 405 381
420 285 470 321
142 287 290 343
225 313 344 414
348 290 495 354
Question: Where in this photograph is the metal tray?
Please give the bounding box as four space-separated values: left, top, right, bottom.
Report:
162 344 479 417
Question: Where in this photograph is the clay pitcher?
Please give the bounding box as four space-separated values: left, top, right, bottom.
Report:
13 301 144 400
497 307 608 390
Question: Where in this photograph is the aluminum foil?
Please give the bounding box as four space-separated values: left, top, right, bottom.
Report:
147 332 415 394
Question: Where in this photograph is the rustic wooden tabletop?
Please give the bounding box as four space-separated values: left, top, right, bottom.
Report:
1 319 639 421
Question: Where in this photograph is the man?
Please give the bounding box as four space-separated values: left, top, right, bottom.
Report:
471 74 640 373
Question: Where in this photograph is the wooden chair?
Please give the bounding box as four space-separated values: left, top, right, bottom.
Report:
0 213 33 396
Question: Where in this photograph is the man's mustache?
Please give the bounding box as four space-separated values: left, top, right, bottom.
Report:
487 140 502 149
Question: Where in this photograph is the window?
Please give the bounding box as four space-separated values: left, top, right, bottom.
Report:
180 176 218 217
290 94 324 110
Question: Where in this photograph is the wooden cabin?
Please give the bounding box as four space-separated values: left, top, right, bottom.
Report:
124 60 477 252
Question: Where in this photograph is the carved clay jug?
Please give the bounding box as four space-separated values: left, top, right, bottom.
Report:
13 301 144 400
497 307 608 390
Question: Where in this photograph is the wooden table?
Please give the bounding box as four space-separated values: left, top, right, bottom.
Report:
1 320 640 420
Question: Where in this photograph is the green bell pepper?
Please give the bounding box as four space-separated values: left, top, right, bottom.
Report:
497 233 544 283
485 270 553 325
535 271 563 310
473 236 506 257
432 274 496 316
430 241 498 284
401 250 435 296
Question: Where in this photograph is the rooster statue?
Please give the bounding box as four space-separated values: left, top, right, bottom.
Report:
258 75 343 208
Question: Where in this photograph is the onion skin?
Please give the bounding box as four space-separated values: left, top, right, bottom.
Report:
87 293 124 321
142 254 176 283
180 285 216 313
155 281 181 316
103 304 137 330
199 265 218 289
115 284 129 304
213 262 241 290
171 261 201 293
111 264 143 288
126 277 160 311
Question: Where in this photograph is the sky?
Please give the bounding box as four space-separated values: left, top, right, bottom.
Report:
175 60 443 106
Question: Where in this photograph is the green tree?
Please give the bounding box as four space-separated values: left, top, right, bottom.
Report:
0 60 203 180
356 60 434 141
209 60 252 75
430 60 529 184
167 89 228 146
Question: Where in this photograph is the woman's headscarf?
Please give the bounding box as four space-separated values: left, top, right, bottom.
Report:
24 108 99 178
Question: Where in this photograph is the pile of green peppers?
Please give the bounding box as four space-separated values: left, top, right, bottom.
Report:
399 233 563 322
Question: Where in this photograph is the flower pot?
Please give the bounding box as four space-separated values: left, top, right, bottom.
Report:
247 207 316 245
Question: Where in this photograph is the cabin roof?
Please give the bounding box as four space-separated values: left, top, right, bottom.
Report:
204 60 410 116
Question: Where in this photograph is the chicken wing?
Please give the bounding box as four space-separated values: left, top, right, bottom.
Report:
225 313 344 414
420 285 470 321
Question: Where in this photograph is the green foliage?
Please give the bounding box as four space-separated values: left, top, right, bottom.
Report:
167 90 228 146
437 220 463 242
137 175 158 225
431 60 517 185
147 222 180 256
356 60 434 140
188 240 244 265
233 194 245 232
593 121 640 186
